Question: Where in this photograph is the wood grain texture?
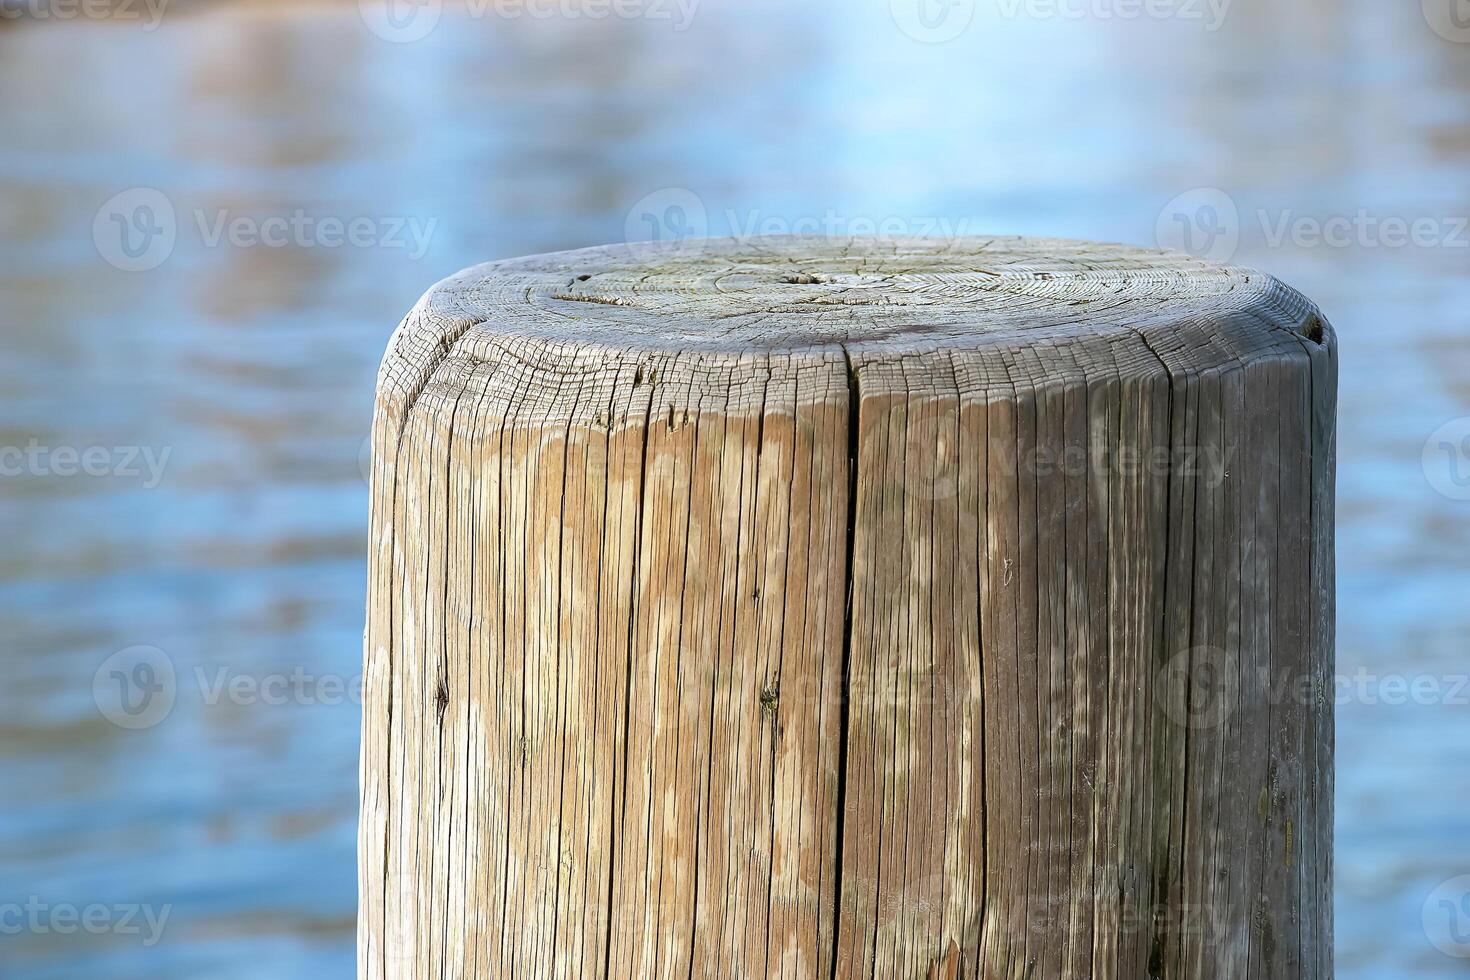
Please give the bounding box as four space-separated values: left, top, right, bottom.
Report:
360 235 1336 979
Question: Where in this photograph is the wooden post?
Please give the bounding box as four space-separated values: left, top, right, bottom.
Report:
360 235 1335 979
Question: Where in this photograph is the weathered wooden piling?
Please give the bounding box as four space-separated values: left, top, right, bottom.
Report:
360 235 1335 979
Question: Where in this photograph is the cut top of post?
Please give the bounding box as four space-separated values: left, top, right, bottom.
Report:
378 235 1330 422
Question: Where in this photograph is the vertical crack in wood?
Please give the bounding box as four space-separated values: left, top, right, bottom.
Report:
830 343 861 980
431 385 468 980
762 359 798 980
494 363 535 976
604 360 658 979
585 369 620 980
544 364 592 975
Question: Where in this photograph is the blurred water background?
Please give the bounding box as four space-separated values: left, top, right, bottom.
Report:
1 0 1468 976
